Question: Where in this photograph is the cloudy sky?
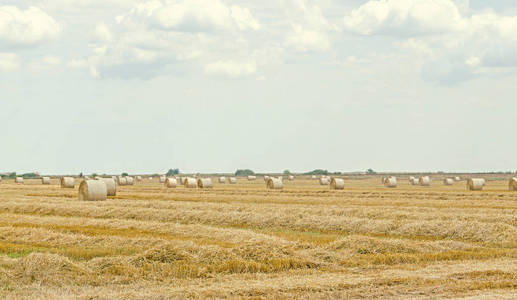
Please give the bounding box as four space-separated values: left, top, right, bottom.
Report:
1 0 517 175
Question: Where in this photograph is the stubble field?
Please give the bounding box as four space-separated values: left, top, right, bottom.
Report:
0 176 517 299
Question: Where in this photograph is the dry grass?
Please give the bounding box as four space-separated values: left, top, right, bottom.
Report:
0 176 517 299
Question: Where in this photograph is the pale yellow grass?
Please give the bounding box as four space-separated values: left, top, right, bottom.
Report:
0 176 516 299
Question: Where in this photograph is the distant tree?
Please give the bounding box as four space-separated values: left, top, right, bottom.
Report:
8 172 16 179
166 168 179 176
367 168 376 174
79 172 83 178
91 173 98 177
283 170 291 175
304 169 328 175
121 172 129 177
235 169 255 176
22 173 39 178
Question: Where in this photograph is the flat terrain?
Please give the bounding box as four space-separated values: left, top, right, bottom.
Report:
1 176 517 299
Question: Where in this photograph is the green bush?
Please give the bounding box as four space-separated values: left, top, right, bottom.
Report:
235 169 255 176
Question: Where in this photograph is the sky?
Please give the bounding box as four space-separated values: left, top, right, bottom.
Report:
1 0 517 175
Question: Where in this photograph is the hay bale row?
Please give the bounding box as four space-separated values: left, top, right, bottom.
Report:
443 178 454 186
319 176 330 185
79 180 107 201
419 176 430 186
117 176 127 186
266 178 283 190
165 177 177 188
185 177 197 188
61 177 75 188
330 178 344 190
98 178 116 196
41 177 51 185
197 178 212 189
384 176 397 188
467 178 485 191
509 178 517 191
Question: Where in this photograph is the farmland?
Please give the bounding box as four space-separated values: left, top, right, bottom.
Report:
0 176 517 299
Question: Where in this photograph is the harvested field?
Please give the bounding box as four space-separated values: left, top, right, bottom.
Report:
1 176 517 299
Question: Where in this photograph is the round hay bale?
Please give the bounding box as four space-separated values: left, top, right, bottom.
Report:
384 176 397 188
381 177 387 184
509 178 517 191
266 178 283 190
311 175 316 180
184 177 197 188
165 177 177 188
148 177 153 180
443 178 454 186
419 176 430 186
60 177 75 188
78 180 107 201
467 178 485 191
15 177 24 184
229 177 237 184
159 175 166 183
84 176 89 180
197 178 213 189
247 175 256 181
410 177 419 185
263 175 270 182
319 177 330 185
408 176 415 183
41 177 51 185
288 175 294 181
100 178 116 196
330 178 345 190
126 177 134 186
218 177 226 183
117 176 127 186
454 176 461 181
136 176 142 182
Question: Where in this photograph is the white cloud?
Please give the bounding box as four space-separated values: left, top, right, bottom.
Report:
120 0 260 32
0 53 19 72
0 6 62 45
284 0 334 52
343 0 464 36
230 6 261 31
71 0 262 79
342 0 517 82
204 60 256 77
285 24 330 52
92 23 113 42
